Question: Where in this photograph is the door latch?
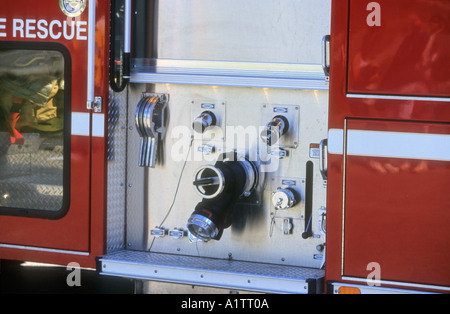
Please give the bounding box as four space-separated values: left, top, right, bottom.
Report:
87 96 103 113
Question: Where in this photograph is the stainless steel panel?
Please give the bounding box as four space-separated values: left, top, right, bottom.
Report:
134 0 331 89
155 0 331 64
115 0 331 291
126 84 328 269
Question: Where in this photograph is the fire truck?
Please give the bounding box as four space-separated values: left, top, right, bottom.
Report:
0 0 449 294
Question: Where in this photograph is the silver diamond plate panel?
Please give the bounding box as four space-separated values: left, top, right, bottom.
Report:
106 90 128 252
125 85 148 250
0 132 63 211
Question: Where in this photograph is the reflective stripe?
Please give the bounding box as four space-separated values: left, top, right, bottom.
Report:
348 130 450 161
71 112 90 136
0 243 89 256
71 112 104 137
328 129 344 154
92 113 104 137
328 129 450 161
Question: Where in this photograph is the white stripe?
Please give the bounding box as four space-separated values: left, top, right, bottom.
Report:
328 129 344 154
329 128 450 161
347 93 450 103
92 113 104 137
347 130 450 161
71 112 90 136
0 243 89 256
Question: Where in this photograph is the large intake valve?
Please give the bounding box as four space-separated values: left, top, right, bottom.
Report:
187 153 258 242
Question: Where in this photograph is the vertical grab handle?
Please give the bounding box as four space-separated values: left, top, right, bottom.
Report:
319 138 328 181
322 35 330 82
302 161 314 239
123 0 132 79
86 0 96 109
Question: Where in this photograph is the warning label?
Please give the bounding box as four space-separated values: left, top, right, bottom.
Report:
309 143 320 159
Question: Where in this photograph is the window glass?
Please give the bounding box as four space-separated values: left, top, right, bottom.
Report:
0 47 67 216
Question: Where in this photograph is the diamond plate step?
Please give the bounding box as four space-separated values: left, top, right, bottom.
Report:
98 250 324 294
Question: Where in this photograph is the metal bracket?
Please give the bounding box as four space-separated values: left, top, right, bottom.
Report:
87 96 103 113
93 96 103 113
150 227 169 238
283 218 294 235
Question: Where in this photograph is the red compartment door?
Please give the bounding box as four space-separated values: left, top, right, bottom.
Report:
347 0 450 98
0 1 108 268
343 119 450 287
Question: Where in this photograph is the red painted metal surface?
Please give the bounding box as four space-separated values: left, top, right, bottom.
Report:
347 0 450 98
326 0 450 292
0 1 109 268
344 119 450 287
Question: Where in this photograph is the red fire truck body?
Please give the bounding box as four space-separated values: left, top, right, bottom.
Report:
0 1 109 268
0 0 448 294
326 0 450 293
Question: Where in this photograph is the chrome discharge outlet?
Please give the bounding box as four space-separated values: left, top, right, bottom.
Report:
193 111 217 133
187 153 258 242
261 115 290 147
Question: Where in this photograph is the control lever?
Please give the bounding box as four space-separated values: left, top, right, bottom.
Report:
302 161 314 239
135 95 168 168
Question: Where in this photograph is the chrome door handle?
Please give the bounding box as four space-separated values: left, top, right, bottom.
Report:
319 138 328 181
322 35 330 82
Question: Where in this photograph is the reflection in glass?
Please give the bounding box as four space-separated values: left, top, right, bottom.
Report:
0 49 65 212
